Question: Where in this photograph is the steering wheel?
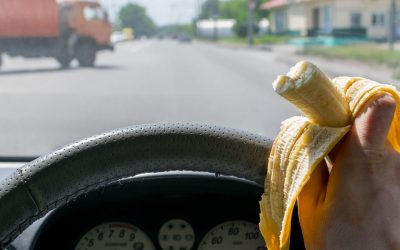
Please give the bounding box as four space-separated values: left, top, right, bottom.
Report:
0 123 272 249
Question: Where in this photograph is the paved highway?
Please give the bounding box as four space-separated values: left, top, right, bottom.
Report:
0 40 299 177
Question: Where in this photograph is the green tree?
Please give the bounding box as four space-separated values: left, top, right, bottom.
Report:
199 0 219 19
118 3 156 37
198 0 270 37
221 0 269 37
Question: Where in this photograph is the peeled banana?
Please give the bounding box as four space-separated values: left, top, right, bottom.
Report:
259 61 400 250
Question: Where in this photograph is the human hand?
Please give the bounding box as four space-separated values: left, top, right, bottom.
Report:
298 94 400 250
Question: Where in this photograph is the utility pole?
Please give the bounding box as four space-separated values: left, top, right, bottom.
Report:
389 0 397 50
247 0 256 46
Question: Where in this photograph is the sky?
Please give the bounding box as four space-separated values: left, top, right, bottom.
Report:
100 0 202 26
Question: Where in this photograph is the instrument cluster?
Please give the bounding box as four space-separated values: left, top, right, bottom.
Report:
31 175 304 250
74 219 266 250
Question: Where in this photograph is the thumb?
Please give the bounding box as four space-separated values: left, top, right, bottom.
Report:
353 94 396 150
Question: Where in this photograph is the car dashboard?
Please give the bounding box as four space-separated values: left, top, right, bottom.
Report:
7 172 304 250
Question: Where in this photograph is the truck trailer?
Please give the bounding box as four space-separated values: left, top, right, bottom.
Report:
0 0 113 69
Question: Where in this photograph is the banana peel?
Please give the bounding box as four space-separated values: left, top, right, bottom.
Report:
259 61 400 250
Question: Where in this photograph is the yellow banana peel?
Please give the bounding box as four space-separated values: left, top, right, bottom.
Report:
259 61 400 250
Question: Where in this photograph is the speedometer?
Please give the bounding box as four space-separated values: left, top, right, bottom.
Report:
198 221 266 250
75 222 155 250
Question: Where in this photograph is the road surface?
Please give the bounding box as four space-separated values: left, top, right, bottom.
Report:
0 40 299 177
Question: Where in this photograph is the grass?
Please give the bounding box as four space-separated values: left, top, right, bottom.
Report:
221 35 290 45
303 44 400 68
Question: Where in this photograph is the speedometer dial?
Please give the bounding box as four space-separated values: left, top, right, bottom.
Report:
198 221 266 250
75 222 155 250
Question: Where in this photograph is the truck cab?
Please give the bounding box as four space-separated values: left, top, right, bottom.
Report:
68 1 112 46
60 0 113 67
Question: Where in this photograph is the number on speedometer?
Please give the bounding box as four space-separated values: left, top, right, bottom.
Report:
75 222 155 250
198 221 266 250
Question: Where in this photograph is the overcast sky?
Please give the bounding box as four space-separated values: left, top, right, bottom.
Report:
100 0 202 26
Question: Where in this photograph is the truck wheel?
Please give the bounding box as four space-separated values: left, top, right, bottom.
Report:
56 56 72 68
55 47 72 68
76 42 96 67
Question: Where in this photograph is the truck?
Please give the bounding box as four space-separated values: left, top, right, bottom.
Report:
0 0 113 69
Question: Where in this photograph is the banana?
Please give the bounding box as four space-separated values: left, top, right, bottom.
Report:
260 61 400 250
273 61 350 127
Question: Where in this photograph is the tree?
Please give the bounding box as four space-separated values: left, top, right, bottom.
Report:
199 0 220 19
118 3 156 37
198 0 270 37
219 0 248 37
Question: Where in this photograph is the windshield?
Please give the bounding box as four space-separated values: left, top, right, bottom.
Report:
0 0 398 157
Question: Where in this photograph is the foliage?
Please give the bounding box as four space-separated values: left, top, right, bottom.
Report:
303 44 400 79
158 25 195 36
219 0 247 22
221 34 290 44
256 34 290 44
234 23 260 37
199 0 220 19
198 0 270 37
175 25 195 35
118 3 156 37
303 44 400 68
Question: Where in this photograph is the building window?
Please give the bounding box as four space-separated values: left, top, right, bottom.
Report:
372 13 385 26
322 6 332 33
275 9 287 33
351 12 362 28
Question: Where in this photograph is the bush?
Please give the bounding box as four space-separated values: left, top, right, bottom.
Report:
234 22 259 38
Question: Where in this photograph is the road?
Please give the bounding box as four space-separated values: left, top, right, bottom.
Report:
0 40 299 177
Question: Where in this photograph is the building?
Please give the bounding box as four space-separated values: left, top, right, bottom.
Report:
262 0 400 40
196 19 236 38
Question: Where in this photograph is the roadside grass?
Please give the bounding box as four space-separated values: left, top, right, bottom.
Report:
303 44 400 69
221 35 290 45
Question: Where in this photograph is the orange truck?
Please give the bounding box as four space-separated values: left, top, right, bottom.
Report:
0 0 113 69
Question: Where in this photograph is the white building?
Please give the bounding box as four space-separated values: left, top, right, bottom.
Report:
196 19 236 38
262 0 400 40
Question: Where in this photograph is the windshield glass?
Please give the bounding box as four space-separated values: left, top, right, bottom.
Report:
0 0 398 157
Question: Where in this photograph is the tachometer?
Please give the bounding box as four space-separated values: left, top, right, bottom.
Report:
198 221 266 250
75 222 155 250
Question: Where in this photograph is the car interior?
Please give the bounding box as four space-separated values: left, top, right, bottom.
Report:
0 123 305 250
3 0 379 248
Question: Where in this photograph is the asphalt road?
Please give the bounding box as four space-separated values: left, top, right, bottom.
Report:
0 40 299 177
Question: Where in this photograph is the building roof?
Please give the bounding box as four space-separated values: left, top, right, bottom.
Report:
261 0 288 10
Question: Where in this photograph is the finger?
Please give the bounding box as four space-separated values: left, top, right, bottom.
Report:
353 94 396 150
298 160 329 209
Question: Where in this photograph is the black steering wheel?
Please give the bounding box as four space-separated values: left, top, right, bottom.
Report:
0 123 272 249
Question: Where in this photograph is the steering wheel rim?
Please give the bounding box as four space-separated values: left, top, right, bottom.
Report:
0 123 272 248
